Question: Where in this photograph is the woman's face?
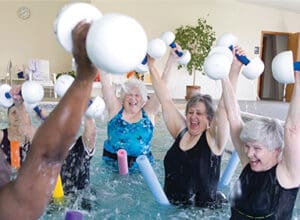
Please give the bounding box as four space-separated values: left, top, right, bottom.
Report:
244 141 280 172
123 87 144 114
186 101 209 136
8 106 20 127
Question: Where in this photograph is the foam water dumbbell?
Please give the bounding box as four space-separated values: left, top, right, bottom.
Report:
135 38 167 73
216 33 265 79
203 46 233 80
55 74 105 118
55 3 148 75
0 81 45 120
85 96 106 118
0 81 44 108
271 50 300 83
54 3 102 53
160 31 191 65
54 74 75 98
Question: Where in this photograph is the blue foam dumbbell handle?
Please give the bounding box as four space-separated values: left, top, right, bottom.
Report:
294 62 300 71
33 106 46 121
229 45 250 65
169 41 183 57
141 56 148 65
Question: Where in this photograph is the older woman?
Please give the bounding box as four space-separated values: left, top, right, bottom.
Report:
221 62 300 218
100 51 177 168
147 47 242 207
0 90 34 186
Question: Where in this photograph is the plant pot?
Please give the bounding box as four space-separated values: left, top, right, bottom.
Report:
185 85 201 100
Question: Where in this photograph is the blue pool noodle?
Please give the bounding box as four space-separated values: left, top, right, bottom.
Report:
218 150 240 190
136 155 170 205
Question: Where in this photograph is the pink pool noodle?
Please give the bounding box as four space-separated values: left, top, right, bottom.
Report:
117 149 128 175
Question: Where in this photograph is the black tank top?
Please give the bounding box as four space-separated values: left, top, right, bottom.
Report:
0 128 30 165
164 128 221 207
230 164 299 220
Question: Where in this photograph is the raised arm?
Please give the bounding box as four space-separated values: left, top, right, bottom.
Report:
0 21 97 219
278 71 300 188
82 116 96 153
207 47 243 155
220 48 248 166
100 70 122 119
148 54 185 138
144 50 178 123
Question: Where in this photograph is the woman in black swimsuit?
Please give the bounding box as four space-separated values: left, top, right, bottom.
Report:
221 51 300 219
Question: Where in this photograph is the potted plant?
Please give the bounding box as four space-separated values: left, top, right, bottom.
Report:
174 17 216 100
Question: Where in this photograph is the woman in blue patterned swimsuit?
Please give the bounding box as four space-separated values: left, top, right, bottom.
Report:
101 51 177 169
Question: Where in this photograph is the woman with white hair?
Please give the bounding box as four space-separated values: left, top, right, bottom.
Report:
100 50 177 169
221 66 300 218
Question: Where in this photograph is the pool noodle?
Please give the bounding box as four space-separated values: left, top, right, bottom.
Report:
10 140 20 169
136 155 170 205
65 210 83 220
52 174 64 204
117 149 128 175
218 150 240 190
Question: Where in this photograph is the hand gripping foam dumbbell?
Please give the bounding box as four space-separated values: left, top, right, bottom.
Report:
0 81 45 119
135 38 167 73
55 74 106 118
85 96 106 119
160 31 191 65
271 50 300 84
0 81 44 108
203 46 234 80
21 81 45 120
54 2 148 75
216 33 265 79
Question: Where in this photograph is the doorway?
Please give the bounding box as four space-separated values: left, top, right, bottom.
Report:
259 32 288 101
259 31 300 102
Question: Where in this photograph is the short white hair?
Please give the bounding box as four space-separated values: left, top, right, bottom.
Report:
240 118 284 151
120 78 148 104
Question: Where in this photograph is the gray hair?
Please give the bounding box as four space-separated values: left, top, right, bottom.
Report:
120 78 148 104
240 118 284 151
185 94 215 122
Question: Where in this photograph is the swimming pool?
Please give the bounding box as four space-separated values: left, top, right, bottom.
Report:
1 103 299 219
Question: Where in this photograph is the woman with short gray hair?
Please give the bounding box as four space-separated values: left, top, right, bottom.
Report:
222 64 300 219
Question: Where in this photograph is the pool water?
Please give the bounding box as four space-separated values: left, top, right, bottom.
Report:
1 104 300 220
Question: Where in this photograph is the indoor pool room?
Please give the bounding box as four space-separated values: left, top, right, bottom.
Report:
1 1 300 219
1 101 299 220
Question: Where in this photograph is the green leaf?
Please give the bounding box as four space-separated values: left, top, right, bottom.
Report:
175 16 216 85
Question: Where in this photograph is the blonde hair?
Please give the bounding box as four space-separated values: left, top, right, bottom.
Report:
120 78 148 104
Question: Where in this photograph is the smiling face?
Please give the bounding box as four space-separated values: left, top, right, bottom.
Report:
186 101 209 136
123 87 144 114
244 141 280 172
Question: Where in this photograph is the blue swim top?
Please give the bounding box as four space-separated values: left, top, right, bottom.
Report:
105 108 154 158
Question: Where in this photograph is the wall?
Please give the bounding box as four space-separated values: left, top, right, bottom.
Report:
0 0 300 100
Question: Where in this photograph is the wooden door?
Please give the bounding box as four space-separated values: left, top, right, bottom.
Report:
285 33 300 102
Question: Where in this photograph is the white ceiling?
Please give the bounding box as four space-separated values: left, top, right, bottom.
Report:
238 0 300 14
